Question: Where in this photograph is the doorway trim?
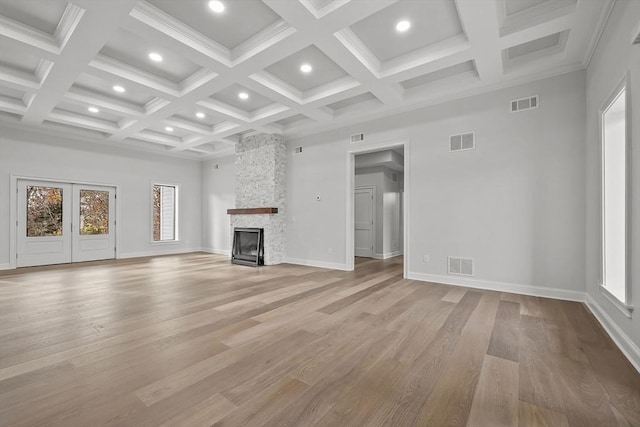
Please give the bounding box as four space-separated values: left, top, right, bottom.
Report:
346 138 409 277
9 174 121 269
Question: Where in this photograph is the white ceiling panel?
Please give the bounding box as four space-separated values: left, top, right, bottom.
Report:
210 84 274 112
73 73 157 107
400 61 477 89
55 101 124 124
507 32 562 59
275 113 309 127
306 0 335 10
99 28 202 83
0 0 68 35
145 123 190 138
0 42 42 75
350 0 464 62
328 92 379 112
173 108 223 127
505 0 548 16
146 0 281 50
0 85 25 101
265 45 348 92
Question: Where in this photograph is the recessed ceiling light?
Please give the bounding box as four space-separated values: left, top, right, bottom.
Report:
88 106 99 113
113 85 125 93
208 0 224 13
196 112 205 119
300 63 312 73
165 126 174 132
148 52 163 62
396 20 411 32
238 92 249 100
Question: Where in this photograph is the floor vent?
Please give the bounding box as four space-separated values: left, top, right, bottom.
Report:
511 95 538 112
448 256 474 276
350 133 365 143
449 132 475 152
294 146 303 154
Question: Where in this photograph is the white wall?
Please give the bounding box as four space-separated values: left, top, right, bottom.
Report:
287 70 586 299
0 134 202 267
585 0 640 369
202 156 235 255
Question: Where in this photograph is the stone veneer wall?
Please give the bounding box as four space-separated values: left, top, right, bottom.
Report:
231 133 286 265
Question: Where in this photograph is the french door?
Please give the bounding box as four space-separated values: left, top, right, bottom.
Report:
16 180 116 267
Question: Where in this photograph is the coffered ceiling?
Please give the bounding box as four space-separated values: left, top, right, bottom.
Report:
0 0 614 159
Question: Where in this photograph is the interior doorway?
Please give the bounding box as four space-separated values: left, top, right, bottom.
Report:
346 139 408 277
16 179 116 267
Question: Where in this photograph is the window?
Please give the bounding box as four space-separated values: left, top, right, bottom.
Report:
79 190 109 235
26 186 63 237
153 184 178 241
601 84 627 307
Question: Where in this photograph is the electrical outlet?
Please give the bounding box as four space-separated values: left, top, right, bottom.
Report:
423 254 430 263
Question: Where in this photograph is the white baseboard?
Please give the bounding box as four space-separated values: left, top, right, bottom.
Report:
373 251 402 260
585 294 640 373
0 263 11 271
406 272 586 302
284 257 349 271
201 247 231 257
118 247 202 259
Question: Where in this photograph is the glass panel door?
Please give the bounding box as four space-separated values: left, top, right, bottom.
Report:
72 185 116 262
17 181 72 267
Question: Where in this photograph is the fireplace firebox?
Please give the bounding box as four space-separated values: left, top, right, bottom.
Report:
232 227 264 266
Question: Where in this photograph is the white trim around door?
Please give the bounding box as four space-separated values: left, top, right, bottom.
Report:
346 138 410 278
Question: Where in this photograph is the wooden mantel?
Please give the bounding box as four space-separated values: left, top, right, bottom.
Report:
227 207 278 215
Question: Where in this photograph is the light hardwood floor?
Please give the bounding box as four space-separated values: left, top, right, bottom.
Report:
0 253 638 426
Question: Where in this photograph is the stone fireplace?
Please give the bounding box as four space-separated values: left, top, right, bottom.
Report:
228 133 286 265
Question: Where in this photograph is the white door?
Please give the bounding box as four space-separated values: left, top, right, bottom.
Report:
17 180 116 267
17 180 73 267
72 184 116 262
355 187 374 258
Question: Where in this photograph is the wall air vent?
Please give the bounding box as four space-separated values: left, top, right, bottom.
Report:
449 132 475 152
212 164 219 169
511 95 539 112
350 133 365 143
448 256 474 276
294 146 303 154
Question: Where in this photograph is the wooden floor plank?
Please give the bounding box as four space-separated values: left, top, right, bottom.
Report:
415 291 500 426
518 401 569 427
467 355 519 427
212 376 308 427
518 315 566 413
486 299 521 362
0 253 637 426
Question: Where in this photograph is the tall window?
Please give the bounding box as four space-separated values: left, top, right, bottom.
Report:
153 184 177 241
601 86 627 304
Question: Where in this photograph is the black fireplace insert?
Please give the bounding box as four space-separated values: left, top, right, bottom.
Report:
232 227 264 266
